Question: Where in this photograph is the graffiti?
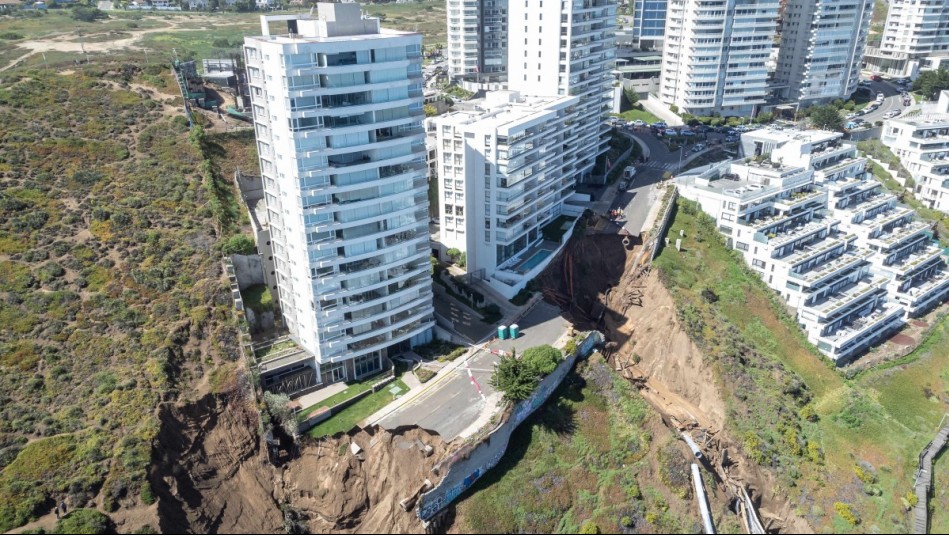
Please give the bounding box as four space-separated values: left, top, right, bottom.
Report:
416 332 603 522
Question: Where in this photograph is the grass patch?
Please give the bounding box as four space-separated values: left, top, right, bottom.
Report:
541 215 576 243
306 378 409 438
455 354 696 534
615 107 660 124
254 339 297 361
654 197 949 533
241 284 272 314
298 372 389 419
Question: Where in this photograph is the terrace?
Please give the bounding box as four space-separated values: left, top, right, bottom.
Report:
890 245 945 277
789 250 872 287
807 276 887 320
817 303 905 359
868 221 932 251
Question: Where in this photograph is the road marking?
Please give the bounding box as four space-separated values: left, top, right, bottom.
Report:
465 360 486 401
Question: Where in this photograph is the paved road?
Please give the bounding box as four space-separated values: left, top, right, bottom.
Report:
858 79 910 123
491 301 569 354
375 348 501 441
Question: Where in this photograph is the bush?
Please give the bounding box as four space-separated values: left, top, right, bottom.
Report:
70 7 108 23
833 502 859 527
220 234 256 255
521 345 562 376
414 367 436 383
53 509 110 534
579 520 601 534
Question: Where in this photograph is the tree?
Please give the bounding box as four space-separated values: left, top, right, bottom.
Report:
71 7 108 22
623 87 639 108
423 104 438 117
808 105 844 131
446 248 461 262
490 351 539 401
913 68 949 101
521 345 562 376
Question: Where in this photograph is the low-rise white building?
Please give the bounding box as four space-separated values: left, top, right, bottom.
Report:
882 91 949 213
678 128 949 363
433 91 585 298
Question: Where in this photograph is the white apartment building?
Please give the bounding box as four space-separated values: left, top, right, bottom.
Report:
883 91 949 213
434 91 585 298
446 0 508 91
679 128 949 362
507 0 616 183
244 5 434 391
774 0 873 105
660 0 779 117
864 0 949 78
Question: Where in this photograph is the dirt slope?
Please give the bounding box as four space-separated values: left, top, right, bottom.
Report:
536 225 811 533
151 384 444 534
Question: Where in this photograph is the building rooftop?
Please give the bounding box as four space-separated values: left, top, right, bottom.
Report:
435 91 577 133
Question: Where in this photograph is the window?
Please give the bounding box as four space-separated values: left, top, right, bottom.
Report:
736 242 749 251
721 212 735 222
752 259 766 269
354 353 381 378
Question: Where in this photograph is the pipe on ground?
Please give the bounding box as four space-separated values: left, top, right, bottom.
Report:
691 463 716 535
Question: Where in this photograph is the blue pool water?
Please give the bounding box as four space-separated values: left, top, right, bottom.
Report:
520 250 552 272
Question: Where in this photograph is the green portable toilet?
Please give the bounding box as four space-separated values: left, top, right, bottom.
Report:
509 324 520 339
498 325 508 340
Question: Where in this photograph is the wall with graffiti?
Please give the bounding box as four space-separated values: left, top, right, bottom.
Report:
416 331 603 521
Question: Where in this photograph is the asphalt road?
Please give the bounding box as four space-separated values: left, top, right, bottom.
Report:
858 79 910 123
376 348 500 441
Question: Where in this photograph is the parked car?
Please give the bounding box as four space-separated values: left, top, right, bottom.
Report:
884 109 902 119
624 166 637 178
871 74 883 82
681 130 696 137
632 119 645 127
903 97 912 106
724 135 738 143
846 112 857 120
858 80 871 87
664 128 678 136
651 121 668 129
694 125 709 134
692 143 706 152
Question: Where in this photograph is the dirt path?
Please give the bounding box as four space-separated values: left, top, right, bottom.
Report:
0 15 233 72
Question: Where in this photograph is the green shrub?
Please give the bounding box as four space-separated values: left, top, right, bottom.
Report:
834 502 859 527
139 483 156 505
521 345 562 376
415 367 436 383
579 520 601 534
221 234 256 255
70 7 108 23
52 509 110 534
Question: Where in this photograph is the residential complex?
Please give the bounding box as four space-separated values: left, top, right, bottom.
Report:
774 0 873 105
446 0 508 91
507 0 616 183
678 129 949 362
864 0 949 78
883 91 949 212
244 5 434 392
659 0 780 116
434 91 585 298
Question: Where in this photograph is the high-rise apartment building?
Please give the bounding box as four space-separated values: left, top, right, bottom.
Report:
864 0 949 78
244 5 434 389
631 0 667 50
434 91 585 298
660 0 779 116
507 0 617 183
775 0 873 104
446 0 509 91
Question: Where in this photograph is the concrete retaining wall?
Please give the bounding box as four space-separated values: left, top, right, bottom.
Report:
650 186 680 261
230 254 266 290
297 371 396 434
416 331 604 521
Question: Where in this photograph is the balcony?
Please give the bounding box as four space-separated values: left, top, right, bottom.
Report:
806 276 888 321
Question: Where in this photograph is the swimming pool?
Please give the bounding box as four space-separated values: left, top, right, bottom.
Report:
519 250 552 273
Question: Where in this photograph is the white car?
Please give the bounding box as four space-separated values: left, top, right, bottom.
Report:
624 166 637 179
884 109 902 119
632 119 645 127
